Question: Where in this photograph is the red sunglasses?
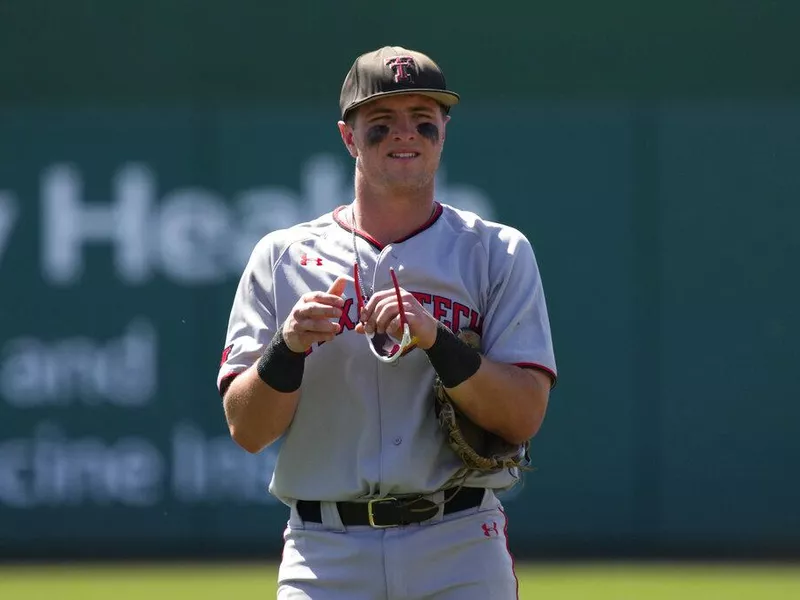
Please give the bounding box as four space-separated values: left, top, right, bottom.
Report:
353 263 417 364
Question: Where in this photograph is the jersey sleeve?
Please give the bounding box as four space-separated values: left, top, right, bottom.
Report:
216 237 279 397
480 227 557 387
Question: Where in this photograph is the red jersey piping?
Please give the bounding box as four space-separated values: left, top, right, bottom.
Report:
332 202 443 250
514 362 558 389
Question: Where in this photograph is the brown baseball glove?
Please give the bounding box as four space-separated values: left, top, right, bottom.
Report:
433 328 532 482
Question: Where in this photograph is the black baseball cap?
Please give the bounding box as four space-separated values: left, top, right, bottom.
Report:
339 46 460 121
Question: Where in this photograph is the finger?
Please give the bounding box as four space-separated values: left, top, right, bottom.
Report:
371 295 416 334
293 330 338 350
386 313 403 337
360 289 398 323
366 292 417 333
327 275 348 297
295 303 343 320
283 326 339 352
360 294 389 332
373 303 400 335
295 319 342 334
303 290 346 307
383 300 418 336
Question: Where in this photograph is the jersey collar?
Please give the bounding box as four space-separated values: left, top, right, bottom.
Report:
333 202 444 250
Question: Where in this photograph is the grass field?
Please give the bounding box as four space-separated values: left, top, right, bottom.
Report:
2 562 800 599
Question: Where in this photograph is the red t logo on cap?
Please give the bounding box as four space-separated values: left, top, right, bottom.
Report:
385 56 415 83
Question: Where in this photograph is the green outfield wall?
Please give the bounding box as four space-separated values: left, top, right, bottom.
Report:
0 1 798 560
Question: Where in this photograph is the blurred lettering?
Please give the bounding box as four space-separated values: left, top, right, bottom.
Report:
156 188 232 284
0 423 163 508
172 422 278 504
0 422 280 508
0 318 157 408
0 440 27 507
0 191 18 267
33 156 494 286
42 164 153 285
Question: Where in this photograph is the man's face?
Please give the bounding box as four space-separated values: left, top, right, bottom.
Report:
339 94 449 194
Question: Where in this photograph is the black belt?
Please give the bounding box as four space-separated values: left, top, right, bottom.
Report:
296 487 486 528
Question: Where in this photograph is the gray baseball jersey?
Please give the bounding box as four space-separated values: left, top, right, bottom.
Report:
217 202 557 505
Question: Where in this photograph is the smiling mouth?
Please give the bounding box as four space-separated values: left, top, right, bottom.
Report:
388 152 419 159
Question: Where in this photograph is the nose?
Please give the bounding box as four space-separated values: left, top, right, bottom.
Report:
391 115 416 141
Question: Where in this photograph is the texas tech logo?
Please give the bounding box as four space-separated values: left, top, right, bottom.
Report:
385 56 416 83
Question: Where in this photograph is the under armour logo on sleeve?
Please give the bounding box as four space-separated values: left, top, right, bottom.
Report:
481 521 500 538
300 253 323 266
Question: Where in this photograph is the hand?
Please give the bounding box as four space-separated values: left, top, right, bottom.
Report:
355 286 439 350
282 276 348 353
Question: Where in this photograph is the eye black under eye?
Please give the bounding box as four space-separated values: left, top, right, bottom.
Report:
366 125 390 146
416 122 440 142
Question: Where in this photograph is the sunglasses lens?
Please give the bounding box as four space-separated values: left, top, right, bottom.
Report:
369 332 403 358
360 266 412 364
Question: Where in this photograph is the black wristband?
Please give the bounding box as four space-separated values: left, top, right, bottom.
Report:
256 329 306 393
424 322 482 388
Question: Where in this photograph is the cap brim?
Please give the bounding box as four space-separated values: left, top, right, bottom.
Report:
343 89 460 120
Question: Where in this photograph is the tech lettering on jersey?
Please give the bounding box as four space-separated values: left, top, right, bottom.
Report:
311 290 483 355
410 292 482 333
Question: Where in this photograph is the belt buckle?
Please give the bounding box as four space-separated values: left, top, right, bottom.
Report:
367 497 398 528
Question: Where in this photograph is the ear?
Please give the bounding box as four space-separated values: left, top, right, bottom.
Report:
441 114 451 143
338 121 359 158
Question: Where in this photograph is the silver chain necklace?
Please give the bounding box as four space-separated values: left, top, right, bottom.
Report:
351 205 373 299
350 203 436 301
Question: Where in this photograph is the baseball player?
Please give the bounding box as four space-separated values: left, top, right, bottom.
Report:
217 45 557 599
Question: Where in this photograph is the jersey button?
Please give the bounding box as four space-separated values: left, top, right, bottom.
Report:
393 437 402 446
